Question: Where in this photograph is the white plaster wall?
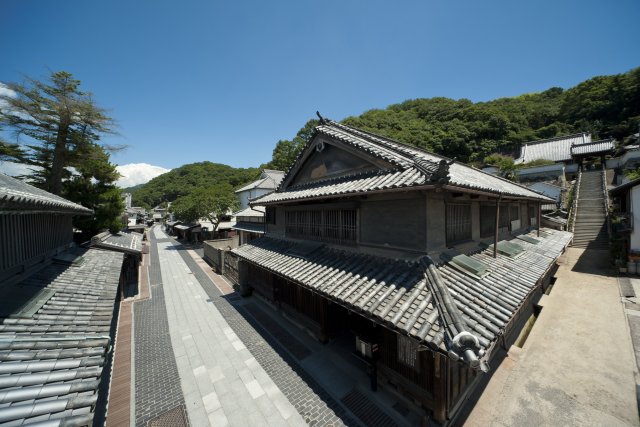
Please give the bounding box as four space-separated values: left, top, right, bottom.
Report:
237 188 273 210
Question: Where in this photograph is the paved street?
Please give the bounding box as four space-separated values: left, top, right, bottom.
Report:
464 248 640 427
131 226 374 426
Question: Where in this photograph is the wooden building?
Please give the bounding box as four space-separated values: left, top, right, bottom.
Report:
231 119 572 423
0 173 126 426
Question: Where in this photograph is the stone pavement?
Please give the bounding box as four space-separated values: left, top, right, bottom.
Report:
134 229 188 426
153 226 308 426
463 248 640 427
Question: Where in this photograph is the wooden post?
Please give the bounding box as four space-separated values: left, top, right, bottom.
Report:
494 197 500 258
319 298 329 343
433 353 448 423
537 202 541 237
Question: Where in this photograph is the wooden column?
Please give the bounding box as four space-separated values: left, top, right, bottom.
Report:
319 298 329 343
433 353 448 423
537 202 541 237
494 197 500 258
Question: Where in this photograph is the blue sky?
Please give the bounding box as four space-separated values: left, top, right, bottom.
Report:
1 0 639 172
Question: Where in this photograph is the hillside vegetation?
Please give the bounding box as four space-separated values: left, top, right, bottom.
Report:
130 162 259 208
270 67 640 168
131 67 640 206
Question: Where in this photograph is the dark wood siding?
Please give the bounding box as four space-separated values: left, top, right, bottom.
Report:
0 213 73 275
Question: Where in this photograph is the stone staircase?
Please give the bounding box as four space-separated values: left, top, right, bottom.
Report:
572 169 609 249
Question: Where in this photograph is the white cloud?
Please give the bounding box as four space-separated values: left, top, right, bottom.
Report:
116 163 170 188
0 83 17 99
0 161 39 177
0 161 170 188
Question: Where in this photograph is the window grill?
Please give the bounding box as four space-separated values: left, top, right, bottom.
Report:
285 209 357 244
397 334 418 369
480 204 496 238
446 203 472 245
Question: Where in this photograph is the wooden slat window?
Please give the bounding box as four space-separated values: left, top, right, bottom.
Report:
285 209 357 245
397 334 418 370
446 203 472 245
480 205 496 238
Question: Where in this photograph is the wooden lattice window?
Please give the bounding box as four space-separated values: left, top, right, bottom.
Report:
285 209 357 244
397 334 418 369
446 203 472 245
480 204 496 238
265 207 276 225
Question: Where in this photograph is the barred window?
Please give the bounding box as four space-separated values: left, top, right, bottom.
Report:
446 203 472 245
480 204 496 238
499 205 510 229
510 205 520 221
265 207 276 225
285 209 357 244
397 335 418 369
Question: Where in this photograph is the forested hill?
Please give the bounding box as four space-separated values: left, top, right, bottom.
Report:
269 67 640 169
129 162 259 208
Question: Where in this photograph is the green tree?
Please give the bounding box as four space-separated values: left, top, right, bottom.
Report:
268 119 319 171
0 71 116 195
0 71 124 235
63 143 124 235
484 153 517 181
170 185 239 232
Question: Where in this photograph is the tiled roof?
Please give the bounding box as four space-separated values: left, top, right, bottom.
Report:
233 206 265 218
232 228 572 368
235 170 285 193
252 121 551 205
232 222 265 234
0 174 92 215
0 248 124 426
514 133 590 164
570 139 615 156
91 231 143 255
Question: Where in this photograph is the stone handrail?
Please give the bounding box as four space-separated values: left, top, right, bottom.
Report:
602 163 611 238
569 166 582 233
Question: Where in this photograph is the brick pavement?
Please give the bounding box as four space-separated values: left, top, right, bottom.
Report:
134 229 188 427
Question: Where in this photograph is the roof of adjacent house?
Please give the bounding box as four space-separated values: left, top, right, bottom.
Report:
0 174 92 215
252 120 551 205
514 133 591 164
235 170 285 193
90 231 143 255
232 228 572 368
570 139 615 156
232 222 265 234
233 206 265 218
0 248 124 426
609 177 640 195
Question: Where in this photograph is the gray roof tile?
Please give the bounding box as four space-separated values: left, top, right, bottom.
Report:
253 121 551 205
570 138 615 156
0 174 92 215
515 133 591 164
90 231 143 255
232 228 572 366
0 248 124 426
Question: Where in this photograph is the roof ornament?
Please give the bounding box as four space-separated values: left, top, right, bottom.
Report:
316 111 327 125
430 158 454 184
419 257 487 371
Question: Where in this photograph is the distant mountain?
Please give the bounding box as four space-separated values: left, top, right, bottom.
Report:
129 161 260 208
